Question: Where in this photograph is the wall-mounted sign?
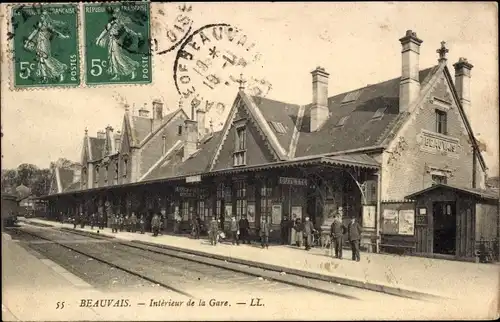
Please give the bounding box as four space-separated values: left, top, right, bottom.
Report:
416 130 460 158
398 210 415 235
186 175 201 183
362 205 376 229
382 209 398 235
272 204 282 224
416 207 428 226
175 187 194 193
279 177 308 186
291 206 302 220
247 202 256 223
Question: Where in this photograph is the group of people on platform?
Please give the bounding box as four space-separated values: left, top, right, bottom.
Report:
61 207 362 261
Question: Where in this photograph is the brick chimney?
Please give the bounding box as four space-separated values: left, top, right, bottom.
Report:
196 108 206 140
399 30 423 112
138 103 150 117
152 99 163 120
183 119 198 161
310 66 329 132
105 125 115 153
97 130 106 139
453 57 474 125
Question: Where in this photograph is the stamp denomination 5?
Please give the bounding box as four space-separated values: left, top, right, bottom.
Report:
84 2 151 86
11 3 80 88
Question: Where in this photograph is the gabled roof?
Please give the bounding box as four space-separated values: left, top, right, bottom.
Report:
124 108 186 148
405 183 499 201
294 66 438 156
144 131 223 181
88 137 106 161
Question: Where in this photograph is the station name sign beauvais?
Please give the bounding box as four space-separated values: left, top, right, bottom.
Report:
417 130 460 158
279 177 308 186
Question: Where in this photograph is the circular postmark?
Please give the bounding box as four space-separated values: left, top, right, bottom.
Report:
150 2 194 55
173 23 272 119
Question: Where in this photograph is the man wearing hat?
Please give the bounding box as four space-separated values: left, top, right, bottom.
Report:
330 210 346 259
303 216 315 251
347 215 362 261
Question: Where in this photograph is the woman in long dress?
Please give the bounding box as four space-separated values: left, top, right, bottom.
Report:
24 11 70 83
95 9 142 81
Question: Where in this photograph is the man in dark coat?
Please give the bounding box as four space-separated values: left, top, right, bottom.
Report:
151 213 161 237
294 217 303 247
130 212 138 233
98 212 105 230
191 216 201 239
330 214 346 259
209 217 219 246
139 214 145 234
90 213 96 230
238 215 250 244
347 216 362 261
79 212 86 228
259 218 271 249
303 216 315 251
280 216 290 245
111 213 118 233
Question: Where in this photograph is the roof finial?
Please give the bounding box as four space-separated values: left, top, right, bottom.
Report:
84 127 88 136
236 73 247 90
209 119 214 133
437 41 449 63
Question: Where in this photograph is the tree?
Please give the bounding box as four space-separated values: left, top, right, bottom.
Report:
1 169 18 193
31 169 51 197
17 163 39 187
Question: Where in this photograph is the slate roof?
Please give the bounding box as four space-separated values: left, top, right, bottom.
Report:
128 109 181 147
58 168 76 192
144 131 223 181
405 183 499 201
88 137 106 161
251 96 300 154
294 66 438 156
64 181 81 193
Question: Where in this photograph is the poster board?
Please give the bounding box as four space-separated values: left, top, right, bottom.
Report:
272 204 282 224
362 205 376 229
416 207 428 226
247 202 256 223
382 209 398 234
225 204 233 221
291 206 302 221
398 209 415 235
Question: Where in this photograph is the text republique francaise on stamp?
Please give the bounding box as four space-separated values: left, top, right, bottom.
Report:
11 3 80 88
84 2 151 86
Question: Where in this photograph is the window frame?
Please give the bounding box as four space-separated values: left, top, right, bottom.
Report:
435 109 448 135
233 125 247 167
178 125 183 136
260 182 273 224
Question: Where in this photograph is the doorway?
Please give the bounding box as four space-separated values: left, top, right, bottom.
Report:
432 202 457 255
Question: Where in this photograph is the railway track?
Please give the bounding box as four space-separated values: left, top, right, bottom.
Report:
10 224 414 302
12 227 194 298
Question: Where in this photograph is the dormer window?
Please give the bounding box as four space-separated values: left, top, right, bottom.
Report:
269 121 286 134
341 90 362 104
372 107 387 120
336 116 350 127
178 125 183 136
233 126 247 166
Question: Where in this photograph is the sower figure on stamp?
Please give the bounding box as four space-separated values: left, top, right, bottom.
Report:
151 213 161 237
259 217 272 249
331 212 346 259
347 215 362 262
95 9 142 81
129 212 137 233
238 214 250 244
230 216 240 245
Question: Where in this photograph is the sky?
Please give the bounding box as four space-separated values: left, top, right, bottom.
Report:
1 2 498 176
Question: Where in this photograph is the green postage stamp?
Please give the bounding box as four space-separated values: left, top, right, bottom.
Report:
84 2 152 85
11 4 80 88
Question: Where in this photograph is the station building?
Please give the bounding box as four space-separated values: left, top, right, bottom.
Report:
43 30 499 261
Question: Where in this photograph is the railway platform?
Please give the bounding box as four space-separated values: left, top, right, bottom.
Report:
22 218 499 307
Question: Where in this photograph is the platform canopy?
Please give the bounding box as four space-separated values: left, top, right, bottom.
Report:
405 183 499 201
